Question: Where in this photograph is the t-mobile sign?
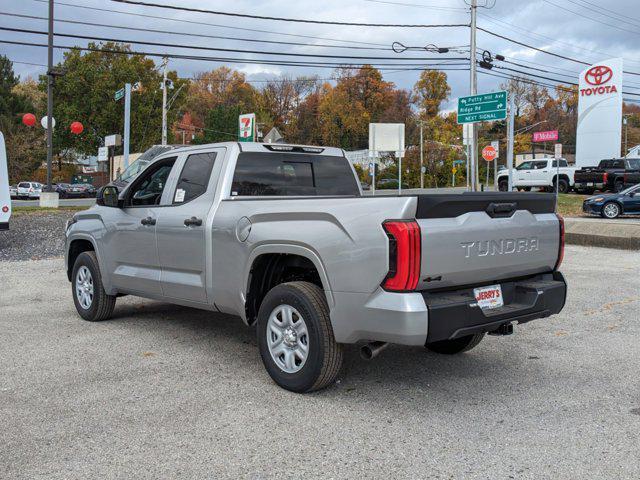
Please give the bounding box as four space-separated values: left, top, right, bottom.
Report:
532 130 559 143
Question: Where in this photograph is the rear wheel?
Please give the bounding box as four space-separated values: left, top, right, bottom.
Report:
71 251 116 321
426 333 485 354
601 201 621 219
554 178 569 194
614 180 625 192
257 281 343 393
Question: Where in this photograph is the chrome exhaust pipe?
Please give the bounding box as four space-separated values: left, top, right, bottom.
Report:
360 341 389 360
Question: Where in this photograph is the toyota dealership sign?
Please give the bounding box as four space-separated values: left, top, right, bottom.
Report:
575 58 623 167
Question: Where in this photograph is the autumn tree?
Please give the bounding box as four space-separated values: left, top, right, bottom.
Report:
413 70 451 118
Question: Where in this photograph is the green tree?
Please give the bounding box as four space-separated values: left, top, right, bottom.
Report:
45 42 187 156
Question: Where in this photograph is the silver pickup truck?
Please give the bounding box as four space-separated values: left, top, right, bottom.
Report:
65 142 566 392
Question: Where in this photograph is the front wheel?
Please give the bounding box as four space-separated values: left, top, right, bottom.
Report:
554 178 569 194
71 251 116 321
614 180 625 193
426 333 485 354
498 179 508 191
601 201 621 219
257 281 343 393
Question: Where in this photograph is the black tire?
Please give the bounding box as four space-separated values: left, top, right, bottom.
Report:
257 281 343 393
601 201 621 219
71 251 116 321
426 333 485 355
614 180 625 193
498 179 508 191
554 178 569 194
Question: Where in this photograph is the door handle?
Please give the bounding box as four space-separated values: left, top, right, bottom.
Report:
184 216 203 227
140 216 156 226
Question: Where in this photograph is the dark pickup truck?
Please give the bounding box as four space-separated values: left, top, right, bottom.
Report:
574 158 640 193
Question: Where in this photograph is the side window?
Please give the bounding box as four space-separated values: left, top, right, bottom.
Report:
551 160 567 168
173 152 217 204
533 161 548 169
516 161 532 170
127 157 176 207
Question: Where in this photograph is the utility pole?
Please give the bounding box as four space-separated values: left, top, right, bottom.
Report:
45 0 54 192
161 57 168 146
623 115 629 156
123 83 131 169
507 96 515 191
469 0 478 191
419 122 424 189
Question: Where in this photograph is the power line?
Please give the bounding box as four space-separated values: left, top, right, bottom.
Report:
0 25 470 63
30 0 389 48
0 38 471 71
542 0 640 36
563 0 640 28
109 0 469 28
478 12 640 68
477 26 640 77
360 0 467 11
0 11 396 52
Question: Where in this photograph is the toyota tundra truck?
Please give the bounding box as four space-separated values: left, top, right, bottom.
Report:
65 142 567 392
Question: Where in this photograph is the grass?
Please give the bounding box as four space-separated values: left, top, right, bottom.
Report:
556 193 588 217
11 206 89 215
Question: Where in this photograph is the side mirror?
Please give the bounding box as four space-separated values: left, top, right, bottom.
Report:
629 191 636 197
97 186 121 207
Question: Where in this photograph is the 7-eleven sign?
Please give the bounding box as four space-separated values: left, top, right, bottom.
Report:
238 113 256 142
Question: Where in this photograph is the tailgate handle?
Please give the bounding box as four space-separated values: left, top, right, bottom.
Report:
486 202 517 218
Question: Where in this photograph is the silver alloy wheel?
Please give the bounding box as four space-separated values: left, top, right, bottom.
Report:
75 265 94 310
603 203 620 218
266 304 309 374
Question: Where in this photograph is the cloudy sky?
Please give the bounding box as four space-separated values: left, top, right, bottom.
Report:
2 0 640 110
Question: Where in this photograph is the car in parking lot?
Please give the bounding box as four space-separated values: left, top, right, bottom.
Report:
55 183 86 198
9 184 18 199
16 181 43 199
377 178 409 189
582 183 640 218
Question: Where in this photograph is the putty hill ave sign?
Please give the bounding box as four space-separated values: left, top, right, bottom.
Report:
457 91 508 124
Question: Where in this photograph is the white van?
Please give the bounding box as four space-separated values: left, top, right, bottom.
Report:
0 132 11 230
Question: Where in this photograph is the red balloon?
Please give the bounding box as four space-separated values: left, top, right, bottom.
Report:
70 121 84 135
22 113 36 127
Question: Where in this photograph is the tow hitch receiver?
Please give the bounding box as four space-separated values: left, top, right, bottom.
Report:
488 323 514 336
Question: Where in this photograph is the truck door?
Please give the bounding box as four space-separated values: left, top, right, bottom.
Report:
105 156 178 296
155 148 224 304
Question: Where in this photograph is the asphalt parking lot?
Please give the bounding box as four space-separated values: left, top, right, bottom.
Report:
1 245 639 479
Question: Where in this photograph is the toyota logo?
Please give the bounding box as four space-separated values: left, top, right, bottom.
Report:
585 65 612 86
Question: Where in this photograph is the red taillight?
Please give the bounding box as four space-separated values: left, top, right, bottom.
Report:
382 220 421 292
554 213 564 271
603 172 608 185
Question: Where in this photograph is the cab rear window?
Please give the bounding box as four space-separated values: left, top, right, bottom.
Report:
231 152 359 196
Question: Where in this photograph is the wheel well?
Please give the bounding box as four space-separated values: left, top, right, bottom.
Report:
553 174 570 183
67 239 95 281
245 253 323 325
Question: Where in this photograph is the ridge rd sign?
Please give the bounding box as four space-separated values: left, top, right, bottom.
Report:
457 91 508 124
482 145 497 161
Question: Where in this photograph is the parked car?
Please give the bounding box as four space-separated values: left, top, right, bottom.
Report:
582 183 640 218
65 142 567 393
55 183 87 198
16 181 43 199
377 178 409 189
497 158 579 193
9 184 18 199
360 181 370 191
574 158 640 193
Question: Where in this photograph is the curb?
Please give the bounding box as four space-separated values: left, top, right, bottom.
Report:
564 218 640 250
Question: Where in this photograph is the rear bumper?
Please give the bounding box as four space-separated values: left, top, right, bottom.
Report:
330 272 566 346
575 181 605 190
422 272 567 343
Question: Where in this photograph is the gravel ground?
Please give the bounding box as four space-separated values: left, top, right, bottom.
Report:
0 210 76 261
1 245 639 479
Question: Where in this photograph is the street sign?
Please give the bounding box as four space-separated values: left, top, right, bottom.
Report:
114 88 125 101
238 113 256 142
554 143 562 159
491 140 500 158
105 134 122 147
533 130 559 142
457 91 508 124
98 146 108 162
482 145 497 161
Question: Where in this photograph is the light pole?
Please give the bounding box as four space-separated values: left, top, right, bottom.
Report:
45 0 54 192
161 57 168 146
469 0 478 191
623 115 629 156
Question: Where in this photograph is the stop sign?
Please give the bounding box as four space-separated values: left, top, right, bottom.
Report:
482 145 497 161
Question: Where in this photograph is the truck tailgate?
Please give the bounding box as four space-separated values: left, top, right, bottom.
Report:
414 193 560 291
